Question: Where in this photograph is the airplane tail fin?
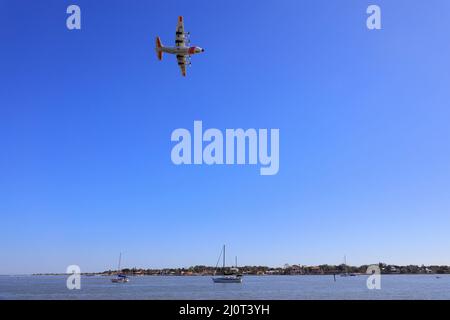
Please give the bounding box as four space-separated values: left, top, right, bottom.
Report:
155 36 163 61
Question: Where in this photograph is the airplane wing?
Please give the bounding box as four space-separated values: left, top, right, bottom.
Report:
177 55 187 76
175 16 186 47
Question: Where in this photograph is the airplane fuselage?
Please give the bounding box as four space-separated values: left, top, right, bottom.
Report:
160 46 204 56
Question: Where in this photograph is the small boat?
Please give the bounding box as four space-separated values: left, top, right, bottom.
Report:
212 275 242 283
340 255 357 277
212 245 243 283
111 274 129 283
111 253 129 283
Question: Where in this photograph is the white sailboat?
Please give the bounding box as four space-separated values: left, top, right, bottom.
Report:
212 245 242 283
111 253 129 283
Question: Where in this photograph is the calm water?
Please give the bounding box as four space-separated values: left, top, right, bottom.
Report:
0 275 449 300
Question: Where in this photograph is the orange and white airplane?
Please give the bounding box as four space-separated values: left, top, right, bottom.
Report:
155 16 205 76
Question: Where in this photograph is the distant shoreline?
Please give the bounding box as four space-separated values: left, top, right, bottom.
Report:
30 263 450 276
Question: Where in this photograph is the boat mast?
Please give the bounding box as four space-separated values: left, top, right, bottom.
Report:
223 245 226 270
118 253 122 273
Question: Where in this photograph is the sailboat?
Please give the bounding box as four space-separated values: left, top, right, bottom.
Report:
111 253 129 283
340 255 356 277
212 245 243 283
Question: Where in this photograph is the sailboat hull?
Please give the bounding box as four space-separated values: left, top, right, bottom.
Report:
212 276 242 283
111 277 129 283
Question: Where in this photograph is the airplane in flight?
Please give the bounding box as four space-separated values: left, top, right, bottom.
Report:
155 16 205 76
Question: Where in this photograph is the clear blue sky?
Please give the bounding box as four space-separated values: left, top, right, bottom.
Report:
1 0 450 274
